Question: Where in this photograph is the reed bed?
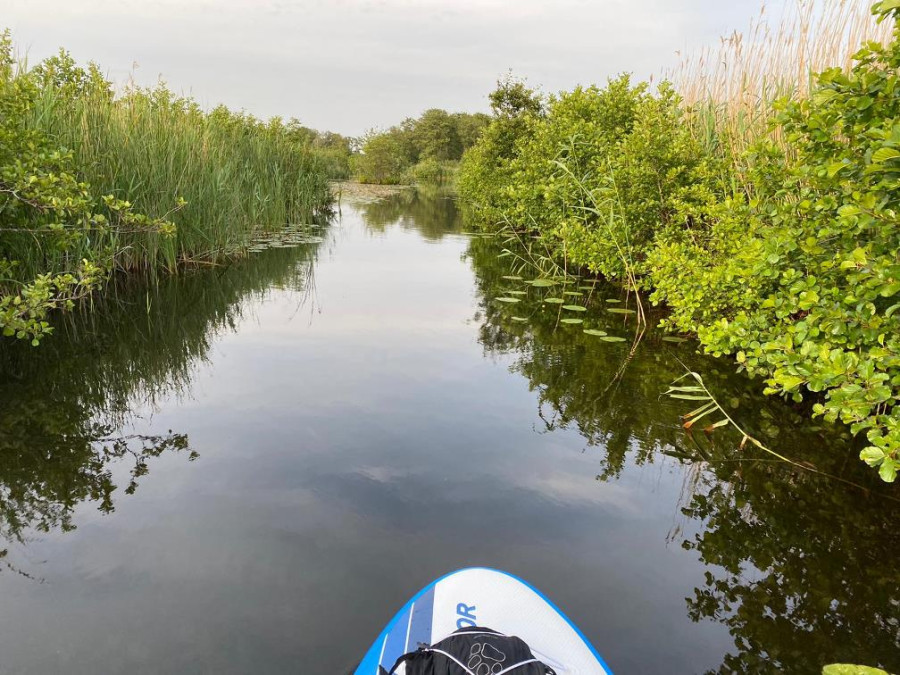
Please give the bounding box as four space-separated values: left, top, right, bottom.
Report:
670 0 891 156
22 58 332 273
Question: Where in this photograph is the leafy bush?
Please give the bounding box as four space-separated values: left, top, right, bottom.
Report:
684 6 900 481
402 157 457 186
458 4 900 480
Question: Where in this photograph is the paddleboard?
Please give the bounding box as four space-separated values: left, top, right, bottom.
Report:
354 567 612 674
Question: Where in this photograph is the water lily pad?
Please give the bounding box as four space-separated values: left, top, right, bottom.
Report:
578 285 596 291
600 336 628 342
502 275 523 280
662 336 688 343
608 308 636 314
544 297 565 304
528 279 557 287
583 329 608 336
511 316 528 322
507 290 528 296
563 305 587 312
496 297 522 303
564 291 582 297
561 318 584 325
605 298 622 303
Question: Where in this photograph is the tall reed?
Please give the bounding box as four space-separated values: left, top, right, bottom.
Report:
24 53 332 273
670 0 891 157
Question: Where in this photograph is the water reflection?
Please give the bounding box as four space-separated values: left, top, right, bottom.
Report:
358 188 462 241
0 240 323 572
0 192 895 673
464 230 900 672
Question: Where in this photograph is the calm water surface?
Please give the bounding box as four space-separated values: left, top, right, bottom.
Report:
0 191 896 674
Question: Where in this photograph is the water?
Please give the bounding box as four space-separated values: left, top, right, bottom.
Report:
0 190 896 674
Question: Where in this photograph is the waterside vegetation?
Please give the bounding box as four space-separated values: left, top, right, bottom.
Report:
458 0 900 481
353 108 490 186
0 32 334 347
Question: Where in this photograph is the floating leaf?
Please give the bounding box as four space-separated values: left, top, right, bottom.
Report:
496 297 522 303
564 291 582 297
561 318 584 325
511 316 529 323
605 298 621 303
562 305 587 312
502 275 523 280
599 336 627 342
662 336 688 343
583 329 607 336
578 285 596 291
608 308 636 314
544 297 565 304
529 279 557 287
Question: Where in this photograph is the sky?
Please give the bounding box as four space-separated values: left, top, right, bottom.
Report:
3 0 781 137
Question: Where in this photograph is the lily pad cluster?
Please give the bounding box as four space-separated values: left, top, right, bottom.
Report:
245 224 325 253
492 273 642 344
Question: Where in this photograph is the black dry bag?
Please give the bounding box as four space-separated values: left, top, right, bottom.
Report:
381 626 556 675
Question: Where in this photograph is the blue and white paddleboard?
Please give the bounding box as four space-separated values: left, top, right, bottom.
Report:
355 567 612 674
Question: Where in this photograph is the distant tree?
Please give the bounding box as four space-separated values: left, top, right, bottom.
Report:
453 112 491 152
354 130 408 184
414 108 462 161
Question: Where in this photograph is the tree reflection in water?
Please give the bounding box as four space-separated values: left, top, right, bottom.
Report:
0 235 325 575
464 225 900 673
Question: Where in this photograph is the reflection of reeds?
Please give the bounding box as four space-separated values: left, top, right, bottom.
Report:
670 0 891 157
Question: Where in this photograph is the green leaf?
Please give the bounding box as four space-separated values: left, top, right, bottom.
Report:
562 305 586 312
583 328 607 336
778 375 806 390
859 447 885 466
879 460 897 483
872 147 900 163
510 317 529 322
879 282 900 298
599 336 627 342
827 162 849 178
608 308 636 314
496 297 522 303
823 665 890 675
544 297 565 304
529 279 556 287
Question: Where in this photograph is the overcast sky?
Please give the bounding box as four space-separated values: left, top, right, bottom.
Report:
4 0 781 136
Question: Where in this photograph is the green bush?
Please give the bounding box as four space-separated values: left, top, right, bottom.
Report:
460 76 723 280
458 5 900 480
684 7 900 481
